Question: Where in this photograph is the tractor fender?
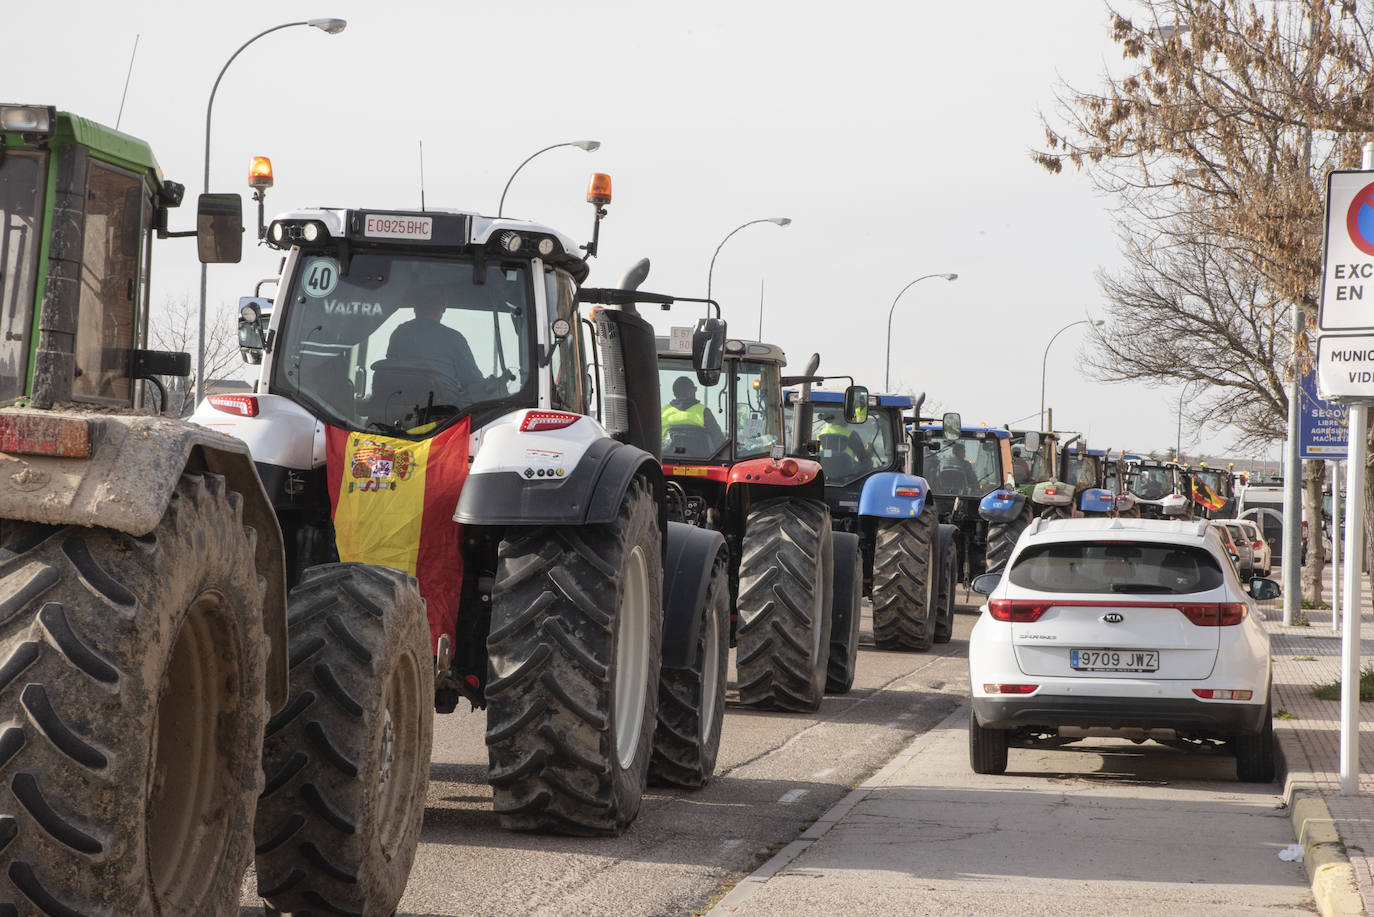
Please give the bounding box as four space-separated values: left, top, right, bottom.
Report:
1078 487 1116 514
0 410 289 712
856 471 929 519
722 455 826 512
661 523 727 669
455 410 662 527
189 393 325 471
978 488 1026 523
1032 480 1075 507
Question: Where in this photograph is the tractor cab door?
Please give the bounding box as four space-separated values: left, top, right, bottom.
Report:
0 149 48 402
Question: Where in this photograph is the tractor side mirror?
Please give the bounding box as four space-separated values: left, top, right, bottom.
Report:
1023 430 1041 453
942 412 962 441
692 317 726 386
197 193 243 264
844 385 869 424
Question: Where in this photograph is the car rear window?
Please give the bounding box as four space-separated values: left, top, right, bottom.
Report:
1007 541 1225 594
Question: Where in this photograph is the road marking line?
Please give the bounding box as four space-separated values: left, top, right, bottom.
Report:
778 788 807 804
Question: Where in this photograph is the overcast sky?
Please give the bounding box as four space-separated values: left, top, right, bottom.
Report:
9 1 1276 464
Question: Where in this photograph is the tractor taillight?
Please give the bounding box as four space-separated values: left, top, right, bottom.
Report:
0 414 90 458
895 486 922 498
208 394 259 417
778 459 799 478
519 411 580 432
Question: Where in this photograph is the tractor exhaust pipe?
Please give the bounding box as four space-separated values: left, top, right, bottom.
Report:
788 353 821 456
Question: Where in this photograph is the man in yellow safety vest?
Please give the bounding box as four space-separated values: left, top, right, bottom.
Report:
662 376 724 441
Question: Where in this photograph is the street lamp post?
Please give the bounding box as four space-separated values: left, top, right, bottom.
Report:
706 218 791 304
1038 319 1104 430
884 273 957 392
497 140 601 217
197 18 346 406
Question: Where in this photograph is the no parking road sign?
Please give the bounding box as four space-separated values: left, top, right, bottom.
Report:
1316 170 1374 401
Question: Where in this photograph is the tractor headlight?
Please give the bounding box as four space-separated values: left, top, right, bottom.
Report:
0 104 57 137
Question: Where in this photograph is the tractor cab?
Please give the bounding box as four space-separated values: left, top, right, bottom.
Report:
1007 429 1058 488
0 103 240 411
1122 456 1193 519
916 423 1012 508
656 337 786 469
1189 464 1236 518
787 390 910 515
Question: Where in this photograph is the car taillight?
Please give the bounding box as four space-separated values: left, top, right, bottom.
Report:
208 394 259 417
518 410 580 432
987 600 1052 622
1252 540 1264 549
1192 689 1253 700
983 684 1038 694
1177 603 1248 626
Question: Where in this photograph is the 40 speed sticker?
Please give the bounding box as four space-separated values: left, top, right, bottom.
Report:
301 256 341 298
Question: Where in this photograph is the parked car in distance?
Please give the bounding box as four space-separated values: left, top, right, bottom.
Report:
967 517 1277 783
1224 519 1270 576
1216 521 1255 576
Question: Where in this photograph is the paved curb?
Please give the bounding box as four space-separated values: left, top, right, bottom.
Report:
704 703 970 914
1276 718 1365 916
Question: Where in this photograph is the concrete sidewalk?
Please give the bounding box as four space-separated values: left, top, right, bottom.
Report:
1263 570 1374 916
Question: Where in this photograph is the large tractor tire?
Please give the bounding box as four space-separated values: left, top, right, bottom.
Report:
0 471 266 915
650 553 729 789
933 524 958 645
486 475 663 835
254 563 434 916
826 532 863 694
736 498 834 712
871 512 937 651
985 508 1030 575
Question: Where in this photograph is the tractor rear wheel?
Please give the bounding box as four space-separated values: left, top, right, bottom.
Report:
985 508 1030 575
487 475 662 834
736 498 834 712
933 524 957 644
650 552 729 788
254 563 433 917
0 472 266 915
826 532 863 694
871 513 937 651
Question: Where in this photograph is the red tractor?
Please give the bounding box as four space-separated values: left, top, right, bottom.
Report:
656 335 868 708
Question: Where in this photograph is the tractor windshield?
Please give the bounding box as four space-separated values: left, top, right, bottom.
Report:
657 357 781 462
1127 465 1175 501
924 433 1004 496
270 252 535 436
809 404 896 486
1065 453 1103 490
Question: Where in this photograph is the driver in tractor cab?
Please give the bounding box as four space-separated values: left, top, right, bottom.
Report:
816 412 869 472
386 282 484 402
662 375 724 444
1011 444 1032 485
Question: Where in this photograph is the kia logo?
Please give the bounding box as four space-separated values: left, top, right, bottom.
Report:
1103 613 1125 624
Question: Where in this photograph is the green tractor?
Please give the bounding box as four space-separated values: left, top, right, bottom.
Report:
0 105 432 915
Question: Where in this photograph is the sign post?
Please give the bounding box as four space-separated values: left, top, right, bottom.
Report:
1315 143 1374 796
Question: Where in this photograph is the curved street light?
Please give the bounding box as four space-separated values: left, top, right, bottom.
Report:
706 218 791 303
197 18 347 405
497 140 601 217
1039 318 1104 430
884 273 958 391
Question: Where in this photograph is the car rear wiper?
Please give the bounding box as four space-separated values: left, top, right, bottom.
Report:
1109 583 1174 593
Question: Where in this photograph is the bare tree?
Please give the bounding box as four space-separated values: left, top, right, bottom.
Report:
147 294 241 415
1036 0 1374 602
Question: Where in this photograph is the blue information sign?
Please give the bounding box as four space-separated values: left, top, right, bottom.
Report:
1299 367 1349 460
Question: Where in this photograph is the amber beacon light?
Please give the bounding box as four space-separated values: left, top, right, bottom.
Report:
586 173 613 206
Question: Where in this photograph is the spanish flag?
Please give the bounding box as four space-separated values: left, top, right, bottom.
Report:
1191 476 1226 512
325 419 470 653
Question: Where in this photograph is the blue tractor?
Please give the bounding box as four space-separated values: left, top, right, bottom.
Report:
787 389 956 657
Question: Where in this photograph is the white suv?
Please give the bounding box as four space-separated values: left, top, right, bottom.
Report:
968 517 1276 782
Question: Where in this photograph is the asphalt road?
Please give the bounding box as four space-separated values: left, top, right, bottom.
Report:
240 599 974 916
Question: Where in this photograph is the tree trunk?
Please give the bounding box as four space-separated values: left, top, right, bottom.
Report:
1302 459 1325 605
